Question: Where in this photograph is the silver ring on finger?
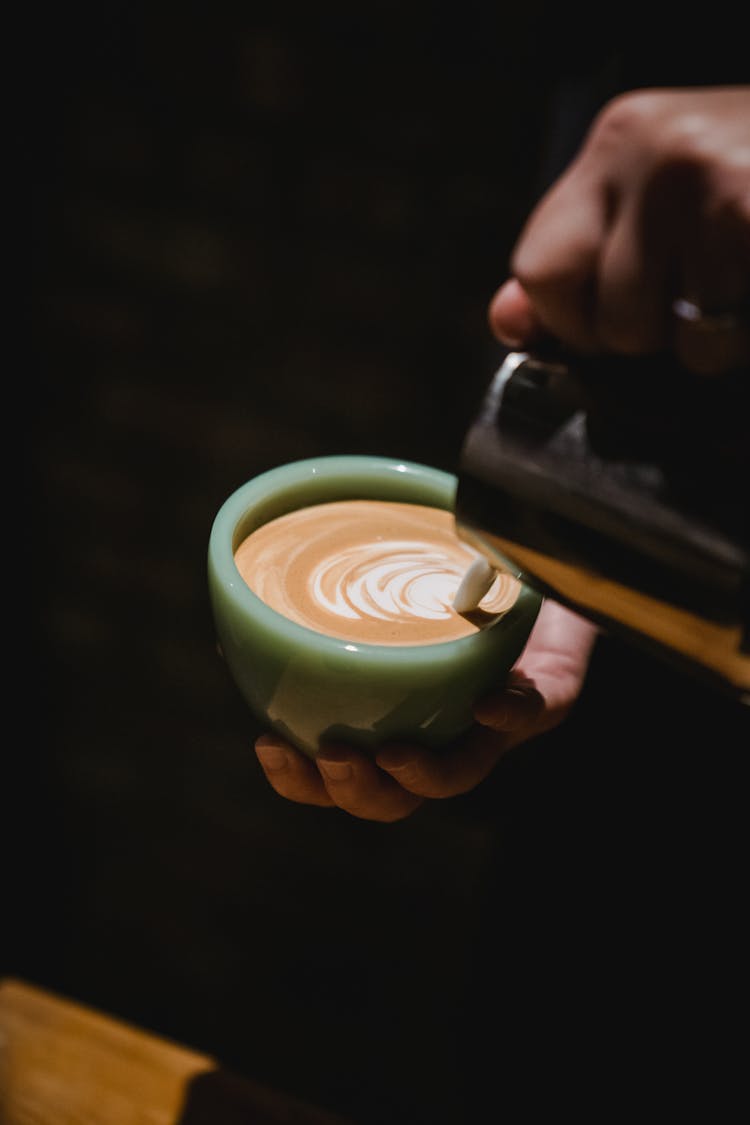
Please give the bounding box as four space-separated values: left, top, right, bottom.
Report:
672 297 745 335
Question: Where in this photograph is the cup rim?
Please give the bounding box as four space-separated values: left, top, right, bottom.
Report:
208 454 537 666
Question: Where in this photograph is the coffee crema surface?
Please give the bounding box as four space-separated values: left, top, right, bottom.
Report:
233 499 521 645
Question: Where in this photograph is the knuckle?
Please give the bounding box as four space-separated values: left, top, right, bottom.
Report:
589 89 661 149
590 91 729 178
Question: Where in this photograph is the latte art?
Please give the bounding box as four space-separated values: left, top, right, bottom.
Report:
313 541 471 623
234 499 521 645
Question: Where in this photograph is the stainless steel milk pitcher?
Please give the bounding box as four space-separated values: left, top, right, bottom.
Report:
455 348 750 700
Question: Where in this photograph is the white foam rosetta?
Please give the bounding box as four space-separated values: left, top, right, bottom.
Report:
234 499 520 645
313 539 478 622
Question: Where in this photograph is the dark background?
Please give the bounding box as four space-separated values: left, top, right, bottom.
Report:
13 8 749 1122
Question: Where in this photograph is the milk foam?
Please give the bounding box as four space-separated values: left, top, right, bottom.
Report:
234 499 520 645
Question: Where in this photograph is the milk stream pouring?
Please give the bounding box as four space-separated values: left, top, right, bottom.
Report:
455 348 750 702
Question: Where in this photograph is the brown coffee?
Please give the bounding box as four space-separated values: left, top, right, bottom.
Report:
233 499 521 645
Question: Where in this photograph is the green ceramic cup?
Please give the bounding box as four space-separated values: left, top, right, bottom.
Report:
207 455 542 756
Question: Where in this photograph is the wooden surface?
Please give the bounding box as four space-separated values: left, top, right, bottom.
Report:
0 978 352 1125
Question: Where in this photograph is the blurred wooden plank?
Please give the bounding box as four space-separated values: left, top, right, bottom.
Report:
0 976 214 1124
0 978 352 1125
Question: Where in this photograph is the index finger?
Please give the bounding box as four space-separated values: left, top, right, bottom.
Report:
511 164 606 352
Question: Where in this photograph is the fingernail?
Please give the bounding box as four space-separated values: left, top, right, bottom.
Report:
256 743 289 772
317 759 352 782
473 701 513 730
375 751 417 783
377 755 409 774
